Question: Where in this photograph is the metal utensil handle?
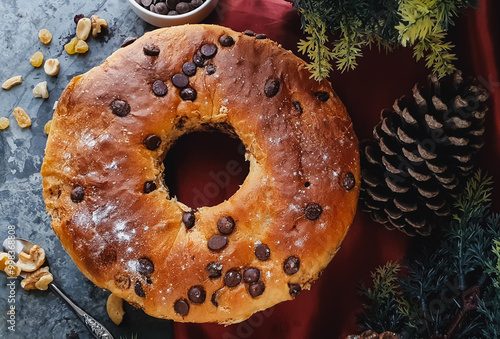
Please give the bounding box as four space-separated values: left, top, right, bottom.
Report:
49 283 114 339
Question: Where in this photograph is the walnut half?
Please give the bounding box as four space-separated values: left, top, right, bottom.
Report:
21 266 53 290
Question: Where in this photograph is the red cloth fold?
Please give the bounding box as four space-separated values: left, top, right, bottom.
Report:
173 0 499 337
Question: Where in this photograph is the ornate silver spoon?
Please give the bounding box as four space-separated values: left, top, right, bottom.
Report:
2 237 115 339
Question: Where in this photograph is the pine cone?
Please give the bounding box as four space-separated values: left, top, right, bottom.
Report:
360 71 488 236
347 330 399 339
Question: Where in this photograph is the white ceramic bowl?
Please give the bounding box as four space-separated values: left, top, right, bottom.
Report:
127 0 219 27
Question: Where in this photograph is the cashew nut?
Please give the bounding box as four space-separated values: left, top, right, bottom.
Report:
21 266 53 290
76 17 91 40
106 293 125 325
16 245 46 272
2 75 22 90
91 15 108 37
33 81 49 99
44 59 60 76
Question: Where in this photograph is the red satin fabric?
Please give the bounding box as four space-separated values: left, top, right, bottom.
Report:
172 0 500 338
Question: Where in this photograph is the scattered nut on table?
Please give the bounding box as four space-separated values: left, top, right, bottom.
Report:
38 29 52 44
76 17 91 40
0 252 12 271
44 120 52 135
33 81 49 99
21 266 53 291
13 107 31 128
2 75 23 90
44 58 60 76
64 37 79 55
106 293 125 325
30 51 44 67
17 244 46 272
0 253 22 277
75 39 89 53
91 15 108 37
0 117 9 130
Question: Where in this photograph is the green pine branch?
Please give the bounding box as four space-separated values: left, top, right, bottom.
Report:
294 0 478 81
356 171 500 337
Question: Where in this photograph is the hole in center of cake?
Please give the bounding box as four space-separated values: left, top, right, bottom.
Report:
163 131 250 209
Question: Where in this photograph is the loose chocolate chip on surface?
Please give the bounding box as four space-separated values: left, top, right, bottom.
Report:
243 267 261 284
315 91 330 102
167 0 179 9
219 35 235 47
224 268 242 287
288 283 302 297
255 244 270 261
182 62 197 76
70 186 85 203
244 29 255 36
180 87 197 101
134 281 146 297
193 51 206 67
343 172 356 190
172 74 189 88
110 99 131 117
211 290 221 307
174 298 190 315
188 285 206 304
121 37 137 48
293 101 303 114
256 34 267 39
143 181 157 193
143 45 160 56
264 78 280 97
182 211 196 229
152 79 168 97
205 261 223 278
207 235 227 251
74 14 84 24
305 203 323 221
155 2 168 14
137 258 154 275
176 2 190 14
217 216 235 235
206 64 216 75
248 281 265 298
283 256 300 275
144 134 161 150
200 44 217 58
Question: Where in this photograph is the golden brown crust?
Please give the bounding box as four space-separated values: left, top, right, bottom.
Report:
41 24 360 324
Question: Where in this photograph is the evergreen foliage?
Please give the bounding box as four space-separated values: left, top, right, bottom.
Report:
292 0 478 80
357 171 500 337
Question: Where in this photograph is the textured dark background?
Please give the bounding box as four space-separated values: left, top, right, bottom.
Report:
0 1 173 338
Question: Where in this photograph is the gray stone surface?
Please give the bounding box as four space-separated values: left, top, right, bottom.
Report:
0 1 173 338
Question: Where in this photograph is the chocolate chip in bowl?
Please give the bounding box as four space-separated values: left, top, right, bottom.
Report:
127 0 218 27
